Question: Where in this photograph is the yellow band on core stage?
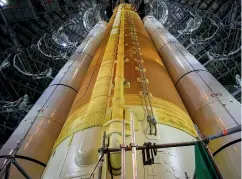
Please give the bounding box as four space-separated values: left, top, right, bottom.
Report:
53 94 197 150
52 3 197 152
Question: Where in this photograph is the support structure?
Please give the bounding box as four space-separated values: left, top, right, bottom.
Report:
0 22 107 178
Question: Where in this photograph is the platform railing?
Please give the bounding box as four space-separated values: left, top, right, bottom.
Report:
0 125 240 179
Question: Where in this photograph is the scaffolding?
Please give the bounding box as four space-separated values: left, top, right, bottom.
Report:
94 120 241 179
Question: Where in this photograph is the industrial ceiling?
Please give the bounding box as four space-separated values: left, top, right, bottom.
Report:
0 0 241 147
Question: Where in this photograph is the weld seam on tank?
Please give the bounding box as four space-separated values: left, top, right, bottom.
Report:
149 27 166 37
15 155 47 167
144 17 209 78
147 17 239 124
52 49 104 92
0 84 58 170
0 22 107 178
48 84 78 93
158 40 179 54
158 41 231 119
74 50 94 58
189 97 226 118
145 17 239 125
175 70 208 86
84 35 103 42
176 68 239 125
195 71 240 125
8 84 60 146
48 57 78 87
38 116 66 126
144 16 239 107
143 15 241 178
172 42 207 73
213 138 241 157
71 39 108 106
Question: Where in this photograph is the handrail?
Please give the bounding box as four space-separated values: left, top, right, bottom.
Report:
96 125 241 179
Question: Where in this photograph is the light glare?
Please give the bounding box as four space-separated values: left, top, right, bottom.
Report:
0 0 8 6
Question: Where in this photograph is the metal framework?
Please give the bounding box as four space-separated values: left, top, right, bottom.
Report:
149 0 241 101
0 0 241 150
96 123 241 179
0 0 93 147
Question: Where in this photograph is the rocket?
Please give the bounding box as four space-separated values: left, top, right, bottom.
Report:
0 3 240 179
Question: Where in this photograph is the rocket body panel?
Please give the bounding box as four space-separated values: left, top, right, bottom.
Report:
0 22 107 178
1 3 238 179
43 4 197 179
51 4 197 151
49 53 93 91
143 15 241 178
43 123 196 178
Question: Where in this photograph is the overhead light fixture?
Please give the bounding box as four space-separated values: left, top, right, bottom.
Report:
62 43 67 47
0 0 8 6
